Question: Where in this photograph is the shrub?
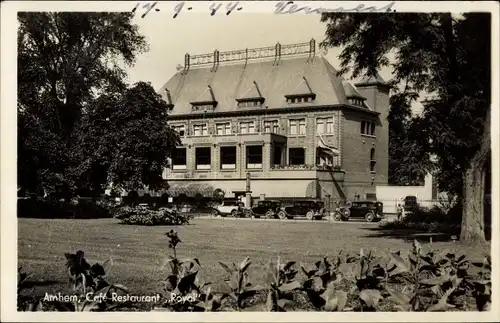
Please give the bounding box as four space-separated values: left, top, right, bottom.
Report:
17 198 112 219
381 201 463 236
115 205 191 226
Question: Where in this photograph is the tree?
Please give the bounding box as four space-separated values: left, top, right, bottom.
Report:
18 12 179 198
387 95 431 186
213 188 225 204
72 82 180 194
320 13 491 242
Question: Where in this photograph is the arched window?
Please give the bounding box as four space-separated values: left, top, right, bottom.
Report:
371 122 375 136
361 121 365 134
370 148 376 172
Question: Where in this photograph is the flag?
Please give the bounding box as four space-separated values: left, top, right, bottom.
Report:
317 133 340 156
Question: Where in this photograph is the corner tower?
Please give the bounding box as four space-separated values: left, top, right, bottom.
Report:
355 74 390 186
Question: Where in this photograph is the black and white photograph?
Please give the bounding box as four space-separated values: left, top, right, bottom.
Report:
1 0 499 321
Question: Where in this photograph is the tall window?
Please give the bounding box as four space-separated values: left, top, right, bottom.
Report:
193 124 208 136
273 146 283 166
246 146 262 169
172 125 185 136
240 121 255 134
172 148 187 170
361 121 376 136
195 147 211 170
370 148 376 172
289 118 306 135
220 146 236 169
263 120 279 133
289 148 305 165
316 117 334 134
216 122 231 135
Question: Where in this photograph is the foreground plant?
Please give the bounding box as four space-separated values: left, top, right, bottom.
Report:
384 240 467 311
153 230 224 312
17 267 43 311
341 249 388 311
471 255 491 311
59 251 129 311
301 255 348 311
218 257 262 311
264 257 301 311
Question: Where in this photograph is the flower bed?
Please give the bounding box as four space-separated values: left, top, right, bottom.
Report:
113 206 192 226
18 230 491 312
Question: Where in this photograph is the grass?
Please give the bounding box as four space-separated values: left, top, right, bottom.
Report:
18 217 490 304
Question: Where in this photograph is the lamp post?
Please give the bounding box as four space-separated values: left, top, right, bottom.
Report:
245 172 252 208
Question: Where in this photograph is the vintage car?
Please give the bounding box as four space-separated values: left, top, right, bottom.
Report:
333 201 384 222
212 200 244 217
245 200 282 218
276 199 327 220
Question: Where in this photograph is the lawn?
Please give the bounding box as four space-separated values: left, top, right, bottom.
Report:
18 217 490 304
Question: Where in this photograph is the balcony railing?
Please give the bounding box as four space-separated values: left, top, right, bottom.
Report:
270 164 343 171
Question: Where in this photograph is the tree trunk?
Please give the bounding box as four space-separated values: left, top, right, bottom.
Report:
460 166 486 242
460 107 490 242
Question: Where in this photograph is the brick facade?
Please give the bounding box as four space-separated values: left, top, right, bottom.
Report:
165 96 389 200
157 46 390 201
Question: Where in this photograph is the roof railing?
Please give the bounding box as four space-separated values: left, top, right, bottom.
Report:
184 39 317 68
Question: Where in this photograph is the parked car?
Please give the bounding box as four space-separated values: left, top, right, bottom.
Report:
246 200 282 218
403 195 418 212
334 201 384 222
276 199 327 220
212 200 244 217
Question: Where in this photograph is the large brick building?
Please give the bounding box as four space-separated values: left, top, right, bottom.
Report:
159 39 389 202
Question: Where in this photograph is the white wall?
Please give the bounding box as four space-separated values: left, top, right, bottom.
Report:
375 173 440 214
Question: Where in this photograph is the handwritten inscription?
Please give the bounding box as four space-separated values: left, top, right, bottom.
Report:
132 1 396 19
133 1 243 19
132 1 160 18
274 1 396 14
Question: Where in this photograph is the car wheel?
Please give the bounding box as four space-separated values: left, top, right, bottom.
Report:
211 209 219 217
265 210 274 218
333 211 343 221
365 211 375 222
244 209 253 218
306 211 314 220
277 210 287 220
231 209 238 217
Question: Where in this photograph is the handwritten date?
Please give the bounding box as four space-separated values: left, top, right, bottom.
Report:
131 1 243 19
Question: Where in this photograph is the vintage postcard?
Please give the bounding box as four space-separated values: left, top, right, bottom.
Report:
1 0 499 322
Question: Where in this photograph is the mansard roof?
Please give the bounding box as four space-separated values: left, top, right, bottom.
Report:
159 40 374 116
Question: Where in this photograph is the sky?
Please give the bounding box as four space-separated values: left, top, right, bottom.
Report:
126 10 424 114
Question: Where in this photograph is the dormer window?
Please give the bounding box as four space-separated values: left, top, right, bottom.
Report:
191 85 218 112
286 94 315 104
191 103 217 111
236 97 265 108
349 98 364 106
285 76 316 104
342 81 367 108
236 81 265 108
